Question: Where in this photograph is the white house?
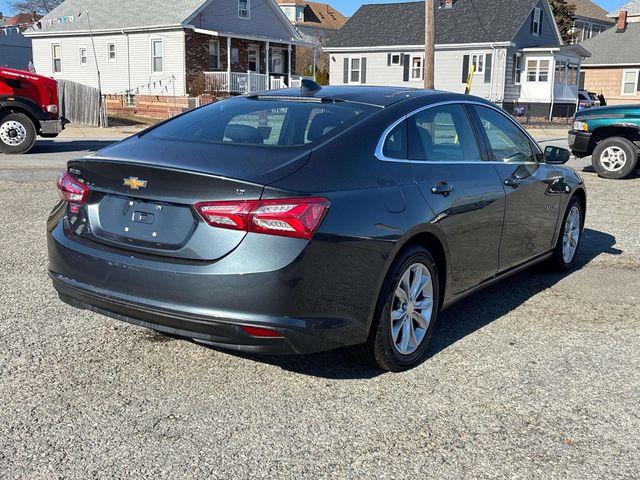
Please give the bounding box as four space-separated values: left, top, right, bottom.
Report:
24 0 313 97
325 0 590 119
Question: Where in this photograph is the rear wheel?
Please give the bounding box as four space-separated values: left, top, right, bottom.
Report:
358 246 440 372
591 137 639 179
0 112 37 154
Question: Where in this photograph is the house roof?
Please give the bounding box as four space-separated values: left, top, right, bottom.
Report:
5 13 40 26
566 0 612 23
607 0 640 17
581 21 640 65
326 0 547 48
288 1 347 30
24 0 209 33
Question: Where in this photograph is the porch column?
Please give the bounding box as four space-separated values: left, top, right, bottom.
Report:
227 36 231 75
287 44 292 86
266 41 270 77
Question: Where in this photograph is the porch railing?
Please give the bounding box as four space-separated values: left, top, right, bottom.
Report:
203 72 316 95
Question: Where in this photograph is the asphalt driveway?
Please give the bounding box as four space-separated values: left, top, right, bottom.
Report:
0 138 638 479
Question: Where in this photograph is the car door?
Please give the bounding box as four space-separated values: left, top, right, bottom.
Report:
470 104 562 271
406 103 505 294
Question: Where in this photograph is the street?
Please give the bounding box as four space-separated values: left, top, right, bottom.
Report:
1 135 639 479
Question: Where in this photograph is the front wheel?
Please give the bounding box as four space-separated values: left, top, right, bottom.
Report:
547 197 583 272
0 112 37 154
358 246 440 372
591 137 639 179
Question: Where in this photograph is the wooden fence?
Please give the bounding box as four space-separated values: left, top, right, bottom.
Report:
57 79 108 127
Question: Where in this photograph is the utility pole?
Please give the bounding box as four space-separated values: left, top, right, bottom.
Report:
424 0 435 89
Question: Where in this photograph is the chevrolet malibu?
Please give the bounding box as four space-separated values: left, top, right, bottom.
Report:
48 85 586 371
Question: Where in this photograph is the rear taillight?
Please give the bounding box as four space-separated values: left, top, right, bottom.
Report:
194 197 329 240
56 171 89 204
240 325 283 338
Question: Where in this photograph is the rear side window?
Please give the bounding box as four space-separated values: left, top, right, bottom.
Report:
407 104 482 161
148 98 376 147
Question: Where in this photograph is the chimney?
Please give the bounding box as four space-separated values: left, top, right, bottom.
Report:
443 0 455 8
617 10 628 32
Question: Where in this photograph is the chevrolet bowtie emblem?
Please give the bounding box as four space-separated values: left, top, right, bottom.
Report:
123 177 148 190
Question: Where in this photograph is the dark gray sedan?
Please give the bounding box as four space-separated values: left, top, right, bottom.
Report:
48 85 586 371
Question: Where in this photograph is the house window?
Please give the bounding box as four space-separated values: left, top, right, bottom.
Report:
410 56 423 80
238 0 249 18
471 53 484 74
151 39 163 73
513 54 522 84
554 60 566 83
107 43 116 62
248 46 259 72
296 6 304 22
622 69 639 96
566 62 578 84
350 58 361 83
79 46 87 66
390 54 401 65
271 49 284 74
52 43 61 73
209 40 220 69
525 59 550 82
531 7 542 36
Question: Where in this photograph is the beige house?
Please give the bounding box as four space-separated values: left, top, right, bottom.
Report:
580 2 640 104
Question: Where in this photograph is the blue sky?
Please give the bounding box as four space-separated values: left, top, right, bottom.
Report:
0 0 628 19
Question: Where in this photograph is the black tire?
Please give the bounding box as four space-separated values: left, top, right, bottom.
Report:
357 246 440 372
591 137 639 179
547 196 583 272
0 112 37 155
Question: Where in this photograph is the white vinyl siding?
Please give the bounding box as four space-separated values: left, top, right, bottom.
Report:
31 30 186 95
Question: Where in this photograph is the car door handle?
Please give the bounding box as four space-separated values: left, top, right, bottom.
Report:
431 182 454 196
504 176 521 188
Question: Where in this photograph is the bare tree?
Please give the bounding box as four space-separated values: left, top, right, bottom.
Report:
9 0 62 16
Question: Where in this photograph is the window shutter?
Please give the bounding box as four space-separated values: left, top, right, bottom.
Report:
361 57 367 84
530 11 534 34
539 9 543 35
387 53 392 66
484 53 492 83
512 54 517 82
637 72 640 91
343 58 349 83
403 54 410 82
462 55 470 83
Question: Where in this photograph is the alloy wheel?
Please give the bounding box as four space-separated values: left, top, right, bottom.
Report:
391 263 434 356
0 120 27 147
600 146 627 172
562 205 581 264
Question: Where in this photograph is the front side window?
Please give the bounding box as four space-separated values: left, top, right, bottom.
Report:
622 69 639 95
411 56 423 80
407 104 482 162
107 43 116 62
52 43 61 73
209 40 220 70
239 0 249 18
148 98 376 147
474 105 535 163
471 53 485 74
151 39 163 73
79 46 87 66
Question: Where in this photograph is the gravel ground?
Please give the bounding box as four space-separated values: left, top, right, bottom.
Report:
0 156 639 479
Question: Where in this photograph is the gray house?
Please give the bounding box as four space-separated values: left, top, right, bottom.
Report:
24 0 311 97
325 0 590 117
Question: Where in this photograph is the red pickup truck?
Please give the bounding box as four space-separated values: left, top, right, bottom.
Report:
0 68 64 154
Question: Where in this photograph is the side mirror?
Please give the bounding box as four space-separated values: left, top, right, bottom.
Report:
544 145 571 165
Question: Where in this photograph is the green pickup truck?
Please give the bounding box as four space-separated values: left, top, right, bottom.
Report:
569 105 640 179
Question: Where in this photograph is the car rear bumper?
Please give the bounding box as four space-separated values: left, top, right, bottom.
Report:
568 130 591 157
47 213 381 354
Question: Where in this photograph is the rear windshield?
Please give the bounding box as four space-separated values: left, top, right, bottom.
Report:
148 97 377 147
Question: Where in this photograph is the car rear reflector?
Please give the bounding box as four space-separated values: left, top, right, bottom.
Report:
194 197 329 240
240 325 284 338
56 171 89 204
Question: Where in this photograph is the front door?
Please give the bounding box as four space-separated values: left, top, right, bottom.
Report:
471 104 562 271
406 103 505 293
248 45 259 73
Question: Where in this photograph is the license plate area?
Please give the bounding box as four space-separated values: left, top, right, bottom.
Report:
91 195 197 249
